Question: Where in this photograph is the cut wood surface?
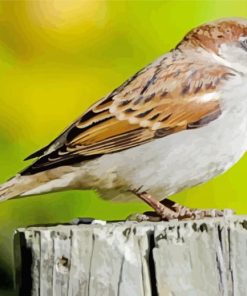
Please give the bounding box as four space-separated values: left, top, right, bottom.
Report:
14 216 247 296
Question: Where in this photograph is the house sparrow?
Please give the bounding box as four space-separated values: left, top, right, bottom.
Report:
1 17 247 220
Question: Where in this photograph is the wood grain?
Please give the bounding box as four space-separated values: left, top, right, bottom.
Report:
14 216 247 296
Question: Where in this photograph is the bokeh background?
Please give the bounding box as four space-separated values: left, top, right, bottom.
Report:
0 0 247 293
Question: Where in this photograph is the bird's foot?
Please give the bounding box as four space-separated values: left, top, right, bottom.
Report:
130 190 234 221
160 198 234 220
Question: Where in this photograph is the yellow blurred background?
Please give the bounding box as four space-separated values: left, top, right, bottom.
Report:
0 0 247 292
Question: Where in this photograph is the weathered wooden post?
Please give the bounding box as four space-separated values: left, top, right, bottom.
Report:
14 216 247 296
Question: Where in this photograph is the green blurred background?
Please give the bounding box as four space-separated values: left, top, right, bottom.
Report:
0 0 247 292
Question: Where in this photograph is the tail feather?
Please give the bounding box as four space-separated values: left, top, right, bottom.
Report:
0 168 76 202
0 185 14 201
0 174 42 202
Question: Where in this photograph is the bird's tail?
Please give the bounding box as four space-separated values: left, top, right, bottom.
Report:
0 175 31 202
0 174 45 202
0 167 78 202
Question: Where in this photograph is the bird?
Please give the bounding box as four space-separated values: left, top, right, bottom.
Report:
1 17 247 221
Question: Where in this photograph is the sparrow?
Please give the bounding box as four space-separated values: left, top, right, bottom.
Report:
1 17 247 221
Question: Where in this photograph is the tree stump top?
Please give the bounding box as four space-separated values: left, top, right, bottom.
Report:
14 216 247 296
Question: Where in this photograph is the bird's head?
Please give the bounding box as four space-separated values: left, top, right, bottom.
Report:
178 18 247 72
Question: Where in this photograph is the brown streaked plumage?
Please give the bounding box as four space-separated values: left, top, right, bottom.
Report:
21 20 242 174
177 18 247 53
1 17 247 222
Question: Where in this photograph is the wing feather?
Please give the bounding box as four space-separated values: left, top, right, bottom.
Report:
22 49 236 175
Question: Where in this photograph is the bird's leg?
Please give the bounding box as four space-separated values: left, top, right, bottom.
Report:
128 190 181 221
128 189 234 222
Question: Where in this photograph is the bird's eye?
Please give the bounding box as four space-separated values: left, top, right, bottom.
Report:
240 37 247 50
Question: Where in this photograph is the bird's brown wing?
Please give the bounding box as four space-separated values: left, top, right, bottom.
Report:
22 50 236 174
